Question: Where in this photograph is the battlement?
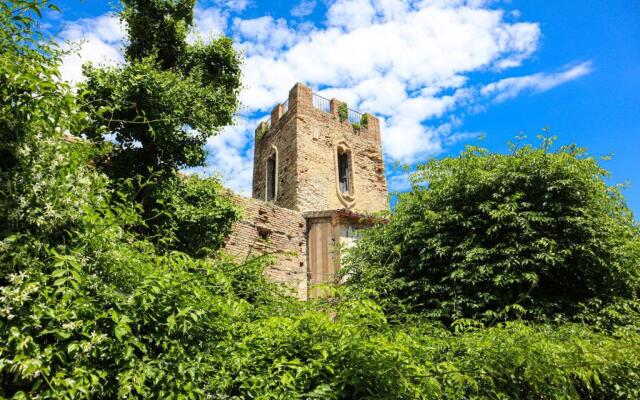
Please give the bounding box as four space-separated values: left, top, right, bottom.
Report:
252 83 388 213
255 83 382 145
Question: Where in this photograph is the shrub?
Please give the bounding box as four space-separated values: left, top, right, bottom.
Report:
360 113 369 129
343 138 640 323
146 174 240 256
337 103 348 122
3 3 640 398
207 303 640 399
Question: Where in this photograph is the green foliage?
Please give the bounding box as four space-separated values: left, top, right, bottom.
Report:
146 174 240 256
121 0 194 69
0 0 93 238
576 298 640 335
353 114 368 130
76 0 244 252
0 227 266 397
343 136 640 323
360 113 369 129
0 0 81 175
0 4 269 397
81 0 242 179
338 102 348 122
429 320 640 399
255 121 270 141
200 302 640 399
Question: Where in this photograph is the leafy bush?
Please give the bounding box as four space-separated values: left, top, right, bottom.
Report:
343 138 640 323
145 174 240 256
0 3 268 396
0 0 95 239
0 226 264 397
203 302 640 399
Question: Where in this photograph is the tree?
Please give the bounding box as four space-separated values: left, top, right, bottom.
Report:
0 4 272 396
78 0 243 254
81 0 242 180
343 136 640 323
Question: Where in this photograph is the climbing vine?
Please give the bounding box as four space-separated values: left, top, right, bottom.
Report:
338 103 348 122
256 122 270 141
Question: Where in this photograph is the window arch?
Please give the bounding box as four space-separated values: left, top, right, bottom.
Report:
265 145 278 202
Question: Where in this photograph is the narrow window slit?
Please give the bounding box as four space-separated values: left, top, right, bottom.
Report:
338 151 351 195
266 154 276 201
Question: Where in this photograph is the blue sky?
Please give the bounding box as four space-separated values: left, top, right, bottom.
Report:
48 0 640 217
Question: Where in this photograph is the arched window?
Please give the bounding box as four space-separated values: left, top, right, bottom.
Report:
265 146 278 202
338 151 351 194
335 142 355 208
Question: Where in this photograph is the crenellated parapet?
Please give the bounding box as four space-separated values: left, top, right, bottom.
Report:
255 83 382 145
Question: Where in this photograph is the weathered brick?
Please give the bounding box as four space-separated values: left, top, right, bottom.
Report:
224 196 308 299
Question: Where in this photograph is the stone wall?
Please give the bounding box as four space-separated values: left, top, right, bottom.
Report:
224 196 308 299
241 82 389 299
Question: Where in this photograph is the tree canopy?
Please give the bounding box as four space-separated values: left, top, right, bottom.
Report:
81 0 242 179
74 0 244 254
343 136 640 323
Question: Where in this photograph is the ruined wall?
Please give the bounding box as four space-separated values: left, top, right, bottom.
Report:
224 196 308 299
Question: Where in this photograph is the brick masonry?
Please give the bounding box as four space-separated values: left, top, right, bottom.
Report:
252 104 299 209
224 196 308 299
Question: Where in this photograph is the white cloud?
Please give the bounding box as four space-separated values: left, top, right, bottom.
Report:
58 14 125 83
327 0 376 30
59 13 125 43
233 16 300 57
443 131 484 146
224 0 250 11
481 61 593 103
291 0 317 17
185 117 257 196
239 3 540 108
235 0 543 161
190 6 227 41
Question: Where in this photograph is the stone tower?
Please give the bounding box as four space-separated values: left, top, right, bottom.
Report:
225 83 388 299
252 83 388 213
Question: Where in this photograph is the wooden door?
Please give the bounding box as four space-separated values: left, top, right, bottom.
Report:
308 218 340 298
